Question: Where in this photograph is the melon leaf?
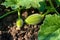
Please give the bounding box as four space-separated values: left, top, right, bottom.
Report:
1 0 42 10
38 14 60 40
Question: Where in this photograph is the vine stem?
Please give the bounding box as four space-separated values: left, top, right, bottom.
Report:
18 10 21 19
0 10 17 19
18 9 21 19
44 10 50 16
48 0 59 14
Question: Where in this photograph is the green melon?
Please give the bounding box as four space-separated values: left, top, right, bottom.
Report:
16 19 23 28
25 14 44 25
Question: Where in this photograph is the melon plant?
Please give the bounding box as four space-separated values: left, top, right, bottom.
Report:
0 0 60 39
0 0 42 29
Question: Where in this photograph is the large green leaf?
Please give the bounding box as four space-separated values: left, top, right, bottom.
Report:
1 0 20 9
38 14 60 40
1 0 44 10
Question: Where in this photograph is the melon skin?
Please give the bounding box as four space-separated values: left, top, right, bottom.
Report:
16 19 23 28
25 14 44 25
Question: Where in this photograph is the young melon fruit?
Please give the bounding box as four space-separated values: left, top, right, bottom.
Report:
25 14 44 25
16 19 23 30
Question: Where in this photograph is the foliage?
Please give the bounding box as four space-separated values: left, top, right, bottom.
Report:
55 0 60 5
1 0 43 9
38 14 60 40
38 1 46 12
0 0 46 29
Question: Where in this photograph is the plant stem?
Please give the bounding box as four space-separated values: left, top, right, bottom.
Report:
18 9 21 19
44 10 50 16
48 0 59 14
0 10 16 19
